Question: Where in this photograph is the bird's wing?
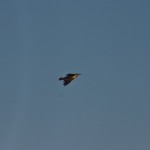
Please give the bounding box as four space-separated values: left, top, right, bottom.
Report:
63 80 72 86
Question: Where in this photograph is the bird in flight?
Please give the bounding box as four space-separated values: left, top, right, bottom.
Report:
59 73 82 86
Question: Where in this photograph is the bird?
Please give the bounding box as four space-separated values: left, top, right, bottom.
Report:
59 73 82 86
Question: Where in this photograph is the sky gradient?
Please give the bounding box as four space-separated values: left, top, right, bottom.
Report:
0 0 150 150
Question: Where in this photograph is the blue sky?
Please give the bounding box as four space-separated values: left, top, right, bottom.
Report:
0 0 150 150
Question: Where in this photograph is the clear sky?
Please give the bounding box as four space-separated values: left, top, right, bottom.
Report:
0 0 150 150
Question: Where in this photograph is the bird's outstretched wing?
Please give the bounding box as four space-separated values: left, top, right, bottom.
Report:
63 80 72 86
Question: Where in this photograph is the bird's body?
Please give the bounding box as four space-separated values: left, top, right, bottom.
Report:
59 73 81 86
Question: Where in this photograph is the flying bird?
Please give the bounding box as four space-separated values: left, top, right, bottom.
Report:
59 73 82 86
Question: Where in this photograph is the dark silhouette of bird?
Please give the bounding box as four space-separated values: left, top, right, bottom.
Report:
59 73 82 86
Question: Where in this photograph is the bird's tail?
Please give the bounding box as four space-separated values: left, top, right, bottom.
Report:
59 77 64 80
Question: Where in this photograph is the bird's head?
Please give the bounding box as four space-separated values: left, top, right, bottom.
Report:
76 73 82 76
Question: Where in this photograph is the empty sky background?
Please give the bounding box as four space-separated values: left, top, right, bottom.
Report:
0 0 150 150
